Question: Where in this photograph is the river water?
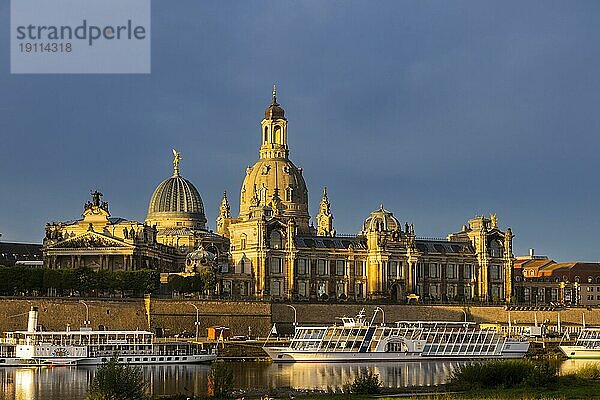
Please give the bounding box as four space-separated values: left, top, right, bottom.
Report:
0 359 595 400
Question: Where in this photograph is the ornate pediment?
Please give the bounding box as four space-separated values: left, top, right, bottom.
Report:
50 232 131 249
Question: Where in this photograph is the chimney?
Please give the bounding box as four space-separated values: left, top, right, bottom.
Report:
529 248 535 258
27 306 38 333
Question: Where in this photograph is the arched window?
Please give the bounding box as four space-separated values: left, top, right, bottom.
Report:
274 126 282 144
240 234 247 250
264 127 269 143
269 230 284 249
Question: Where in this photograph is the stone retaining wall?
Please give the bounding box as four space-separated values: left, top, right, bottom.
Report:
0 299 597 337
271 304 599 327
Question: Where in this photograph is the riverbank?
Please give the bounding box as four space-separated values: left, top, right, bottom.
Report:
158 378 600 399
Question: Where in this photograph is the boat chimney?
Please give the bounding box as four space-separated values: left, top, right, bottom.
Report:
27 306 38 333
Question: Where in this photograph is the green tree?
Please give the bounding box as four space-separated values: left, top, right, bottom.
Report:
86 355 148 400
167 275 187 293
207 362 234 398
200 270 216 294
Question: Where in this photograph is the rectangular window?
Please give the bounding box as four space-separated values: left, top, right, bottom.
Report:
446 264 455 279
464 285 472 299
336 260 345 276
336 282 345 297
270 258 282 274
355 260 366 276
297 259 307 275
463 264 472 279
317 259 326 276
429 284 438 297
271 280 281 296
490 265 501 280
318 282 327 297
223 281 231 295
429 263 438 278
388 261 397 277
298 282 307 298
447 285 455 299
356 282 364 298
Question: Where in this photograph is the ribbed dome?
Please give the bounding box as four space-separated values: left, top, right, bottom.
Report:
239 158 309 221
264 84 285 120
265 102 285 120
361 205 400 233
146 175 207 229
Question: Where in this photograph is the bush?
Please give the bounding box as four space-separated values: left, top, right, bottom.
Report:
207 362 234 398
343 370 382 394
569 363 600 380
450 359 558 390
86 355 148 400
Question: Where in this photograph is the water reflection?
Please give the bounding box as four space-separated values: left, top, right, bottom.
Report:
560 359 600 375
0 361 468 399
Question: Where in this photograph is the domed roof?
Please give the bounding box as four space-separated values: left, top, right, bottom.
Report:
265 102 285 120
146 151 207 230
361 205 400 233
264 84 285 120
239 158 308 219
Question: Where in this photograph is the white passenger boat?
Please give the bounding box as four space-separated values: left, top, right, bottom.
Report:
559 328 600 359
0 307 217 366
264 309 529 362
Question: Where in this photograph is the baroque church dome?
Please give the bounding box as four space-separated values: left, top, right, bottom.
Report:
237 86 310 231
146 150 207 230
240 158 308 216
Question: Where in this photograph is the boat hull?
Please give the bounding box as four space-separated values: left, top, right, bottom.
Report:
0 353 217 366
264 346 529 363
559 346 600 359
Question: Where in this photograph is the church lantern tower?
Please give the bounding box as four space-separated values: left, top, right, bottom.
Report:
316 186 335 237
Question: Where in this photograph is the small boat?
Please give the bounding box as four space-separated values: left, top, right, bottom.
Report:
0 307 217 366
559 328 600 359
264 308 529 363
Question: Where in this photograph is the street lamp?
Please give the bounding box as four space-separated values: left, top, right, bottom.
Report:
79 300 90 328
284 304 297 328
190 303 200 341
461 309 467 322
374 306 385 325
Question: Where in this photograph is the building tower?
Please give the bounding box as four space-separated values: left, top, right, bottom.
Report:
236 85 310 232
227 86 311 298
216 191 232 237
316 186 335 236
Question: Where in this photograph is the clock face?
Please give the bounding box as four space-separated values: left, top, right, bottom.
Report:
52 347 70 357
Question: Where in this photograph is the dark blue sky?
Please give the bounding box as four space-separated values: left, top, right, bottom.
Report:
1 1 600 261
